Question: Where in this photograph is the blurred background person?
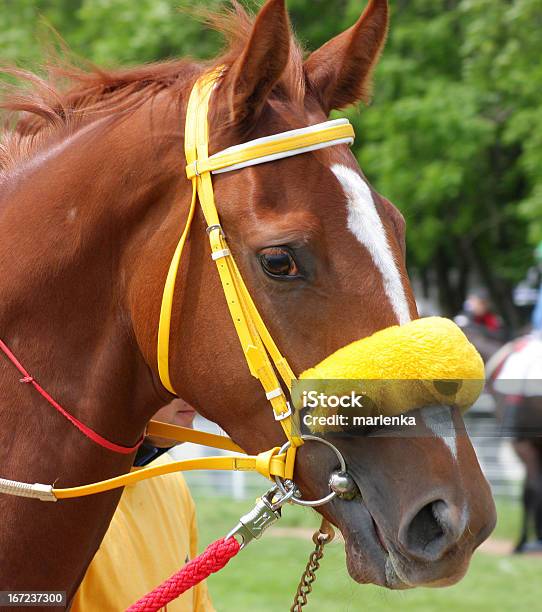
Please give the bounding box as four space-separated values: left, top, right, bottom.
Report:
463 291 504 339
455 290 506 362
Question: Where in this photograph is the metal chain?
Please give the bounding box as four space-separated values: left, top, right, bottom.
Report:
290 519 335 611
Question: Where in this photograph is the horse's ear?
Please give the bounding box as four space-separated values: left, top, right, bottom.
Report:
227 0 290 124
304 0 389 114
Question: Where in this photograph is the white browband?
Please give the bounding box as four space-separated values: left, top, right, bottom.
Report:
211 118 354 175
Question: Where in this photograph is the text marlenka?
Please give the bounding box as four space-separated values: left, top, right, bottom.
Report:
303 414 417 427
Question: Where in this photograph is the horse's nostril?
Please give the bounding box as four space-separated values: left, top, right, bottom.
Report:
400 499 462 562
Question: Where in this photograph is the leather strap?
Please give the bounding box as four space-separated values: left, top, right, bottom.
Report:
157 67 356 470
146 420 244 454
53 448 288 499
185 119 354 178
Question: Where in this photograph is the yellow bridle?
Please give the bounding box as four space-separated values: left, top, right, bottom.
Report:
0 69 355 502
157 71 354 463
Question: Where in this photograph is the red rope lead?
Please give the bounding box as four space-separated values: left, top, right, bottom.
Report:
127 537 241 612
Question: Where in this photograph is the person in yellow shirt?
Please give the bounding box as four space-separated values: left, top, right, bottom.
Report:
73 401 214 611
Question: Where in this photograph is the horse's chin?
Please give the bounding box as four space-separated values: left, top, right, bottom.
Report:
332 498 470 590
332 498 411 590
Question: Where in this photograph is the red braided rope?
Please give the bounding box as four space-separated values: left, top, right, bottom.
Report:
127 537 241 612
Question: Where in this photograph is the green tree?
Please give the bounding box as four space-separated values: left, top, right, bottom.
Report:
2 0 541 325
340 0 541 323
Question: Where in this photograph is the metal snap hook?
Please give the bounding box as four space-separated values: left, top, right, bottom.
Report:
274 435 347 507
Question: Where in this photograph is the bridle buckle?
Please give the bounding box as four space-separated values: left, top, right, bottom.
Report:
274 402 292 422
206 223 225 238
188 160 200 177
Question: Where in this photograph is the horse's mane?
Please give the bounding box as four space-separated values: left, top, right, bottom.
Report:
0 1 304 176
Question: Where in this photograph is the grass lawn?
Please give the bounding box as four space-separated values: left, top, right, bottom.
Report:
193 494 541 612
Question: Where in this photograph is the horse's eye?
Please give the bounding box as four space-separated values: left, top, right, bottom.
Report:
259 247 299 278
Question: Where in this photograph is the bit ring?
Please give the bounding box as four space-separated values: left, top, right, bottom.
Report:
274 435 347 507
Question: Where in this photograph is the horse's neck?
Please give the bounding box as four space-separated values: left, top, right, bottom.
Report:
0 105 191 471
0 96 190 595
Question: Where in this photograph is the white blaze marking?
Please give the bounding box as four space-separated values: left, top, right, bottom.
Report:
331 164 410 325
421 405 457 461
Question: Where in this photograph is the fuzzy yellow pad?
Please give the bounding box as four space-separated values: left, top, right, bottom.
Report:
297 317 484 421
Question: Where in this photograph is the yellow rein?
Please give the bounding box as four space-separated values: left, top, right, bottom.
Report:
53 421 288 499
51 420 282 500
39 69 356 501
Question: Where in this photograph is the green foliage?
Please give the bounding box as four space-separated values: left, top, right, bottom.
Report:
74 0 222 65
342 0 541 319
311 0 541 319
0 1 223 66
462 0 542 244
1 0 541 318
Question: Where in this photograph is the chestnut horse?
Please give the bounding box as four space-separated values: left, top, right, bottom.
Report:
0 0 495 602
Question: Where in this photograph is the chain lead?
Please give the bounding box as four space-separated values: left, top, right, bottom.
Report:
290 519 335 611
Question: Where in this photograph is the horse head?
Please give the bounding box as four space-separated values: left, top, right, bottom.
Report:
130 0 496 589
0 0 496 597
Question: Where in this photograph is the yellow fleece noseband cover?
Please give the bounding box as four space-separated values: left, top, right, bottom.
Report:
295 317 484 432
